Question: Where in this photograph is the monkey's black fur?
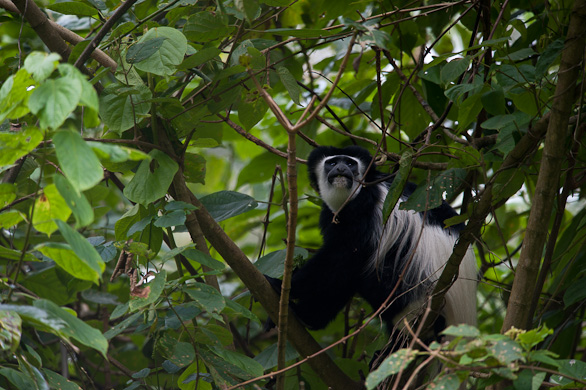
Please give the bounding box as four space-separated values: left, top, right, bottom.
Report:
266 145 476 333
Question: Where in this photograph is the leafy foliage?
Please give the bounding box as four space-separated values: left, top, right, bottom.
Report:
1 0 586 389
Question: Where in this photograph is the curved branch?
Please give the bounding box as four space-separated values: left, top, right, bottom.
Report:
1 0 116 70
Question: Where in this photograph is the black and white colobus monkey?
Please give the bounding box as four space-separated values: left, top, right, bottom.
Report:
267 145 477 338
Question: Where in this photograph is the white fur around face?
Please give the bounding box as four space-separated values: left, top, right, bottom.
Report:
315 155 364 212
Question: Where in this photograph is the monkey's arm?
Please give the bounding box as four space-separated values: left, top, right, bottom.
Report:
267 245 361 330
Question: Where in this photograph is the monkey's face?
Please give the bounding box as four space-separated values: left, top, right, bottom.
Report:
316 155 364 211
324 156 361 189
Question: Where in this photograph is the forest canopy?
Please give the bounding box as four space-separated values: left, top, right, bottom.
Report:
0 0 585 389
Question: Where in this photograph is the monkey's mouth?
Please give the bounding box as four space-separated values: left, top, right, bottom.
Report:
329 174 353 188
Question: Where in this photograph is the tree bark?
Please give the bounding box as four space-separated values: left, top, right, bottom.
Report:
501 0 586 332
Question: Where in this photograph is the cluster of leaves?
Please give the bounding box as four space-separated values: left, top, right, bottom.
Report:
367 325 586 390
0 0 585 389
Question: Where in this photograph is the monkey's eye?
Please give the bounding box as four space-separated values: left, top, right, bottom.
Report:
329 161 336 166
347 161 353 166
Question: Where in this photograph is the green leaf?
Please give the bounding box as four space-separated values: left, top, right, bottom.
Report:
493 168 525 203
103 312 142 340
254 342 299 370
0 183 16 207
276 66 300 105
129 270 167 311
235 0 260 22
440 56 470 85
564 277 586 307
126 37 168 63
428 374 461 390
184 282 225 315
123 149 179 206
441 324 480 338
167 341 195 367
0 367 38 389
132 27 186 75
184 152 206 184
457 92 483 130
88 141 150 163
514 370 546 390
382 150 411 224
56 219 105 276
54 175 94 227
401 169 467 212
178 47 221 70
481 88 506 116
23 52 60 82
0 127 43 168
199 191 258 222
535 39 564 78
35 299 108 357
212 347 263 377
54 130 103 192
0 310 22 354
0 69 34 122
238 89 268 130
99 84 152 134
154 210 186 228
184 12 232 42
43 369 83 390
48 1 98 17
489 338 523 365
365 349 417 389
0 210 23 229
224 299 259 322
0 245 38 262
32 184 72 236
0 300 108 358
57 64 99 111
37 243 100 284
183 249 225 270
254 247 308 278
29 77 82 129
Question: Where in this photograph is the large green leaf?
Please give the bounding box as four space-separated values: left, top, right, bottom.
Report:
99 84 152 134
29 77 82 129
184 282 225 315
32 184 71 236
400 169 467 212
123 149 179 206
0 310 22 355
0 300 108 357
238 89 268 130
183 249 225 270
54 174 94 227
48 1 98 17
365 349 417 389
56 219 105 277
36 243 101 284
23 52 60 82
35 300 108 357
129 270 167 311
382 150 411 224
54 130 103 192
0 127 43 168
178 47 221 70
199 191 258 222
133 27 187 76
0 69 34 121
184 12 232 42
